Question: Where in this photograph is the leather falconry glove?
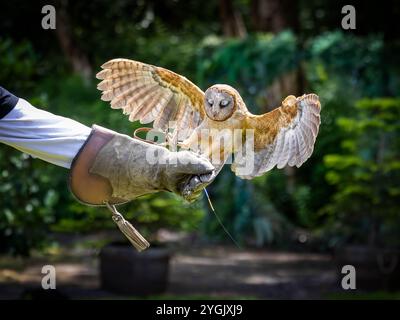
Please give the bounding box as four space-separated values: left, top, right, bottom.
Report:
69 125 215 251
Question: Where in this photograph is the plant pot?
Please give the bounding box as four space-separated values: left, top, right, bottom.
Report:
334 245 400 291
99 242 171 295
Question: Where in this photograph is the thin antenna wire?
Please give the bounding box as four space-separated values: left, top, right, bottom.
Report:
204 188 241 249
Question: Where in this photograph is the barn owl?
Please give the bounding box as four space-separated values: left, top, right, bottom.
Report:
96 58 321 179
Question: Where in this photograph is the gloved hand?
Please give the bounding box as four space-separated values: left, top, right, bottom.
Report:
69 125 215 205
69 125 217 251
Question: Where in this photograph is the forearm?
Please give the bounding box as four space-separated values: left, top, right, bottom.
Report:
0 87 91 168
0 86 215 251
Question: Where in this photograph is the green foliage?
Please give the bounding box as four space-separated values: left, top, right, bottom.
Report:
0 147 69 255
0 40 64 255
197 32 299 108
0 38 39 93
322 98 400 246
308 32 398 97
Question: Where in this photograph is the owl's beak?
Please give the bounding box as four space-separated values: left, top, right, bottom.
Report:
212 105 219 117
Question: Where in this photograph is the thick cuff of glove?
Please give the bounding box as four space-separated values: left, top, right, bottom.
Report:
69 125 215 206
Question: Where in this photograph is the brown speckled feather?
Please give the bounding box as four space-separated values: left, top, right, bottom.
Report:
96 58 205 139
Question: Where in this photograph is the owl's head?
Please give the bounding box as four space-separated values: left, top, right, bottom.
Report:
204 84 246 121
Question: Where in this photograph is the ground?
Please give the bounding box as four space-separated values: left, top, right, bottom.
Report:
0 239 339 299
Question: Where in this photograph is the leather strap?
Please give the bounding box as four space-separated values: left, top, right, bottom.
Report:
68 125 127 206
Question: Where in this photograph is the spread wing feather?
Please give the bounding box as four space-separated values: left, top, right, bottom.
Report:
233 94 321 179
96 58 205 139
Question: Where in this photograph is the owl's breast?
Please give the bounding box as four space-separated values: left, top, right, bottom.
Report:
206 112 244 130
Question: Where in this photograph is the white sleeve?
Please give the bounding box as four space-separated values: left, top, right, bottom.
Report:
0 98 91 169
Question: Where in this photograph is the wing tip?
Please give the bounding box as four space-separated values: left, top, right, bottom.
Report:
101 58 133 69
298 93 321 110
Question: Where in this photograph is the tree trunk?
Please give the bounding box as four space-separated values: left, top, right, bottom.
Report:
251 0 299 33
219 0 247 38
55 0 92 81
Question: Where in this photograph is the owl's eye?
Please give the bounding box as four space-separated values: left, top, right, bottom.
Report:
207 99 214 106
220 99 229 107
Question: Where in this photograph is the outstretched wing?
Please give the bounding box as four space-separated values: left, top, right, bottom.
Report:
233 94 321 179
96 58 205 139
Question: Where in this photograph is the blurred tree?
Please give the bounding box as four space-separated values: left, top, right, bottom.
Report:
251 0 299 33
323 98 400 247
219 0 247 38
55 0 92 80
